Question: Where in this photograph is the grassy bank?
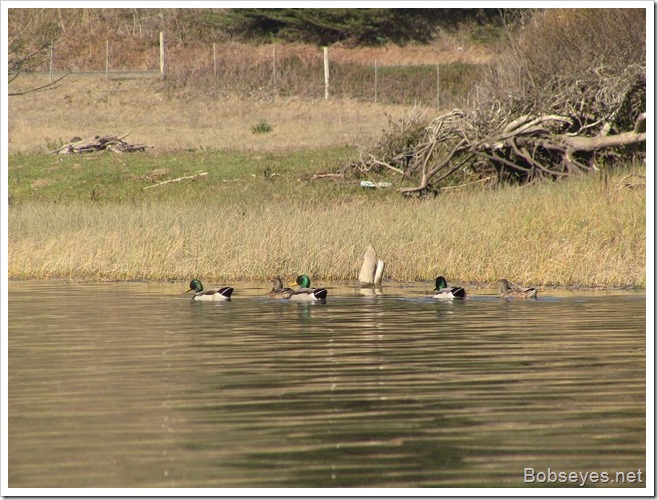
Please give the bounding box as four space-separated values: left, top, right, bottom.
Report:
8 151 646 287
7 148 358 205
7 72 646 289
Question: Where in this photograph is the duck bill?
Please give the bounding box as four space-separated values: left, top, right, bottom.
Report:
183 288 193 294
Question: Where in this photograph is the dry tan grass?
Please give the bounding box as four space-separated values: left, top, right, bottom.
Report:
9 31 490 154
8 74 417 154
167 38 494 69
330 37 494 66
8 167 645 287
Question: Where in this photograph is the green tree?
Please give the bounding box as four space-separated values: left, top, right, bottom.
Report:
216 8 500 46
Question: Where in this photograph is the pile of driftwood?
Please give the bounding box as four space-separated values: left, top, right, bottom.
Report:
50 134 150 154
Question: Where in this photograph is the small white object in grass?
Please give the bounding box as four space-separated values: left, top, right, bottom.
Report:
360 180 392 189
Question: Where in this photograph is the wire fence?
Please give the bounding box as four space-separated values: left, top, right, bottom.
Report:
38 34 485 108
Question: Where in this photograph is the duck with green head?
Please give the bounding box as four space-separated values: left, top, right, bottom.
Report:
289 274 328 301
499 279 537 299
184 279 234 301
433 276 466 299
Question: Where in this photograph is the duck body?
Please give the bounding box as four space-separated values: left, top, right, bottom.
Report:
432 276 466 299
185 279 234 301
499 279 537 299
289 288 328 301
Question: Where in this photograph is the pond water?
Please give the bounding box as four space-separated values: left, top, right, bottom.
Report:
7 280 647 490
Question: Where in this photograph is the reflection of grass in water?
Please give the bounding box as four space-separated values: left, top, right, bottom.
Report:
8 161 645 287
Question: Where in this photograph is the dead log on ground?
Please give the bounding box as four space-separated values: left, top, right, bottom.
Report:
51 134 151 154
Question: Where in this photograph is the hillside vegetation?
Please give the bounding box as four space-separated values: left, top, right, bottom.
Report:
8 8 500 68
9 8 498 107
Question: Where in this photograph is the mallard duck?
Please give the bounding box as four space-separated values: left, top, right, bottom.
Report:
289 274 328 301
184 279 234 301
433 276 466 299
268 277 295 300
499 279 538 299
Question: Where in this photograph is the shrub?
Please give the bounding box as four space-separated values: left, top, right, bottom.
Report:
251 119 273 134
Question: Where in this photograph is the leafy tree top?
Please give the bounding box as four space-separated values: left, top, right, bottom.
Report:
216 8 500 46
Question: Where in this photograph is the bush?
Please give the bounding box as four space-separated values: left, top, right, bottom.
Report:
251 119 273 134
473 9 646 122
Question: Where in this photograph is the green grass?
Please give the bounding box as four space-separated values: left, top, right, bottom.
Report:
7 146 365 205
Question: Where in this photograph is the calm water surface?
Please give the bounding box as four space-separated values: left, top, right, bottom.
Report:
8 281 646 489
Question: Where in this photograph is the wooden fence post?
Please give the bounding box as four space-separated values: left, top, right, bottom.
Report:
374 59 378 103
272 45 276 94
436 64 440 109
159 31 166 80
323 47 329 100
213 42 217 79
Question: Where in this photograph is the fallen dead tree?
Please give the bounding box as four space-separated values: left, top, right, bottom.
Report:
340 9 646 197
342 66 645 197
51 134 151 154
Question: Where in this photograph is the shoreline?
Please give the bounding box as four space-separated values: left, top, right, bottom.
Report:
7 276 646 293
